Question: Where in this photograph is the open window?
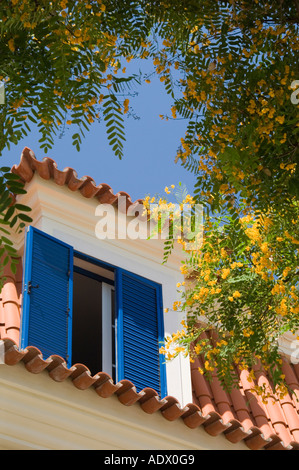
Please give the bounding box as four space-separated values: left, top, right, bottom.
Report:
20 226 167 397
72 255 115 378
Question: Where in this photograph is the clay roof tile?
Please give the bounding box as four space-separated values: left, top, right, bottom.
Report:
11 147 143 213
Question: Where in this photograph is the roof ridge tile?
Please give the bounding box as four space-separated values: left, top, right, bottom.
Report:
11 147 143 213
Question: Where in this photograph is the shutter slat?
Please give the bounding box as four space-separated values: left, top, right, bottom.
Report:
123 314 158 330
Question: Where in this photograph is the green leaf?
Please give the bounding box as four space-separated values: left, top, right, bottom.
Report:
17 213 33 222
1 236 13 246
14 204 32 212
4 208 15 224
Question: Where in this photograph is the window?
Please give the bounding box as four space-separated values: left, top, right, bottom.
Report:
72 255 115 378
20 226 167 397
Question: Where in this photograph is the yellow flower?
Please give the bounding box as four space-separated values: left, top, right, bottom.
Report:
8 39 15 52
172 301 181 311
275 116 285 124
180 265 188 275
285 163 296 172
233 290 242 298
205 360 214 371
247 370 256 382
221 268 230 279
276 299 288 316
194 344 202 354
123 98 129 114
282 267 291 278
243 328 254 337
260 242 269 253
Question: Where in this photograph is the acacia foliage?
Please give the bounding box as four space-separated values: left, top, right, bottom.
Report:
146 187 299 397
0 167 32 290
0 0 298 213
0 0 152 286
152 0 299 219
0 0 153 159
145 1 299 396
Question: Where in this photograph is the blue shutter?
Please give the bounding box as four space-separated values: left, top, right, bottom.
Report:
20 226 73 366
116 269 167 398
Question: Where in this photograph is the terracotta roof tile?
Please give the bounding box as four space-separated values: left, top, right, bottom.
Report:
1 149 299 450
0 257 22 345
191 346 299 449
95 374 123 398
11 147 143 213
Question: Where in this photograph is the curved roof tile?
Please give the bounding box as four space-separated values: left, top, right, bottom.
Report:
11 147 143 212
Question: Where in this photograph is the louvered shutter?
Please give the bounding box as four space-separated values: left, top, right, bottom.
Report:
20 226 73 366
116 269 167 398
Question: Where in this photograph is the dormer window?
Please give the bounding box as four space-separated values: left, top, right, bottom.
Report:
20 226 167 397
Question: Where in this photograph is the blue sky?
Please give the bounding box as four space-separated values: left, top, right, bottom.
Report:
2 69 197 203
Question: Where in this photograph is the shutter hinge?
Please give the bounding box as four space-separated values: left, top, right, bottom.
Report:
27 281 39 294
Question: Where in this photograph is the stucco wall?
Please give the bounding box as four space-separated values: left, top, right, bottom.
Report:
0 362 248 450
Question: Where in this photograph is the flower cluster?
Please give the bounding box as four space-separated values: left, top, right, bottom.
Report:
151 191 299 397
